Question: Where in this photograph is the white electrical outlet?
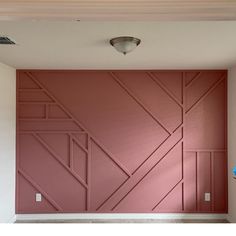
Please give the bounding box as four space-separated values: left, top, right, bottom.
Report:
204 192 211 202
36 193 42 202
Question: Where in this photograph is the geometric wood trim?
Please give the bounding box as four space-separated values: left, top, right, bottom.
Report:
185 73 226 114
33 133 88 189
185 72 202 88
147 72 183 108
71 134 88 154
18 169 63 212
97 131 183 211
110 72 171 135
27 72 131 178
152 178 183 211
16 70 227 213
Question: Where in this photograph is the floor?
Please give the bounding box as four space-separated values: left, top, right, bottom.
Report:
15 219 229 223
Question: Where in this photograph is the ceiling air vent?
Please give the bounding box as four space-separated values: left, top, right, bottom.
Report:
0 36 16 45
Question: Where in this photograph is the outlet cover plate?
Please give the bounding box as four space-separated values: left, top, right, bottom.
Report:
204 193 211 202
36 193 42 202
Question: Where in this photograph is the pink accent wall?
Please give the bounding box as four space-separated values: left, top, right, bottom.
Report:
16 70 227 213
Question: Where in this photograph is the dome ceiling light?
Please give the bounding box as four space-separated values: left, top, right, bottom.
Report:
110 36 141 55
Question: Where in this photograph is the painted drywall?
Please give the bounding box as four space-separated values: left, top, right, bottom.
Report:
16 70 227 214
0 62 16 223
1 22 236 69
227 67 236 223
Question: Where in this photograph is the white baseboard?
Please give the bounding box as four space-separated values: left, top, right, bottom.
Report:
7 215 16 223
227 215 236 223
16 213 227 221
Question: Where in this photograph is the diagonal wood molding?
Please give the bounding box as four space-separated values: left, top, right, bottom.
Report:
1 1 236 20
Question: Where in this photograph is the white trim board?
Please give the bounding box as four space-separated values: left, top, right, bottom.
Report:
16 213 227 221
8 215 16 223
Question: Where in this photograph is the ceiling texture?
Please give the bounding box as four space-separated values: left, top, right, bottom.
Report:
1 0 236 21
0 1 236 69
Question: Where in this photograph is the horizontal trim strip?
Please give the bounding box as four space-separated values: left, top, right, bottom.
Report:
16 213 227 221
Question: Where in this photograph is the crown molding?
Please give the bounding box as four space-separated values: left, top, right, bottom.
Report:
0 1 236 21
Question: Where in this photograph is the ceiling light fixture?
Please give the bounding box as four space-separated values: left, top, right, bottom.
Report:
110 36 141 55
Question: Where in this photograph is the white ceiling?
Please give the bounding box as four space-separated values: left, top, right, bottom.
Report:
1 21 236 69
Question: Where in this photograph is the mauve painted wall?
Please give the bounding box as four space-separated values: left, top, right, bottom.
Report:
16 70 227 213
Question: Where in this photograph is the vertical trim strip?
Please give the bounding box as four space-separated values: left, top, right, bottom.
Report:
45 104 49 119
196 151 199 212
86 136 91 211
211 151 214 211
69 134 73 169
182 72 185 212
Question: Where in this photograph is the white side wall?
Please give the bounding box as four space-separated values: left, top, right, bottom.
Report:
228 67 236 223
0 62 16 223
